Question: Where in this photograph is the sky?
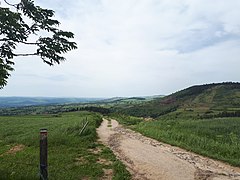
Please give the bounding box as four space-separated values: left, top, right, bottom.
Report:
1 0 240 97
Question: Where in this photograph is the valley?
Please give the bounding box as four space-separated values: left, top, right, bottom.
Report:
0 82 240 179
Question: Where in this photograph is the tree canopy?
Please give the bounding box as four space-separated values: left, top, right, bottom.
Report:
0 0 77 89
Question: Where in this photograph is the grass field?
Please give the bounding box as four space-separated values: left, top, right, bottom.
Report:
133 117 240 166
0 111 130 179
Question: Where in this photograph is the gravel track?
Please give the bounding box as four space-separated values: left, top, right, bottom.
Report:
97 119 240 180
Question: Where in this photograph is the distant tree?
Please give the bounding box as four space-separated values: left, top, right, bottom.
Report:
0 0 77 88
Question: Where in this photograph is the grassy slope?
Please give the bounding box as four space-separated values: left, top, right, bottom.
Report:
111 114 240 167
0 112 130 179
116 82 240 118
112 82 240 166
134 117 240 166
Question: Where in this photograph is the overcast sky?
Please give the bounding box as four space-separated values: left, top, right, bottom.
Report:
1 0 240 97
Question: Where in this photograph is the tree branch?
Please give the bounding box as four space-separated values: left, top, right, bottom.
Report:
3 0 18 8
0 39 40 45
0 39 11 42
13 53 38 56
19 41 40 45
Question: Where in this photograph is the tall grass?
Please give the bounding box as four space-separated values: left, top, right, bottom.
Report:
134 117 240 166
110 114 143 126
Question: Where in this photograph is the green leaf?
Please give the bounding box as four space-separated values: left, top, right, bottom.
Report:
0 0 77 88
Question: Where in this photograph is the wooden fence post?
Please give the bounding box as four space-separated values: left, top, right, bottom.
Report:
40 128 48 180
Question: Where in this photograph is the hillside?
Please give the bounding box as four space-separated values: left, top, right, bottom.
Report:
116 82 240 118
1 82 239 118
111 82 240 167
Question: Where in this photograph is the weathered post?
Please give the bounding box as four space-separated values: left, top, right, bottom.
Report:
40 129 48 180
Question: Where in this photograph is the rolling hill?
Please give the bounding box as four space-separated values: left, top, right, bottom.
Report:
0 97 104 108
116 82 240 118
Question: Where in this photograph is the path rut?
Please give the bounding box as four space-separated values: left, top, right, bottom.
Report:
97 119 240 180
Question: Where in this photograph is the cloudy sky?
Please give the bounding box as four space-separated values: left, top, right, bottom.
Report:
1 0 240 97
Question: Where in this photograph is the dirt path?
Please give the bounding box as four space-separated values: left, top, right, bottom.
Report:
97 118 240 180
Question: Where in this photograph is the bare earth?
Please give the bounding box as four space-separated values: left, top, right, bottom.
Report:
97 119 240 180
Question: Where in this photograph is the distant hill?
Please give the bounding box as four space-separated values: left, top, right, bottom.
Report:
0 95 164 115
0 97 104 108
99 95 164 103
117 82 240 118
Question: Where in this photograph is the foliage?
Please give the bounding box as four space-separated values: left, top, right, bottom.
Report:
0 112 130 179
79 106 111 115
0 0 77 88
110 113 143 126
200 111 240 119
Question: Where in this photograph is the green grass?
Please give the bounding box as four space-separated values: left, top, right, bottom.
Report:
133 117 240 166
0 111 130 179
107 119 112 127
110 114 143 126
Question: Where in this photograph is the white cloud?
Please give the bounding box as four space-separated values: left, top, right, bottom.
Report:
1 0 240 97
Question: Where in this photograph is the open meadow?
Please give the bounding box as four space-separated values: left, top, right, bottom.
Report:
0 111 130 179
